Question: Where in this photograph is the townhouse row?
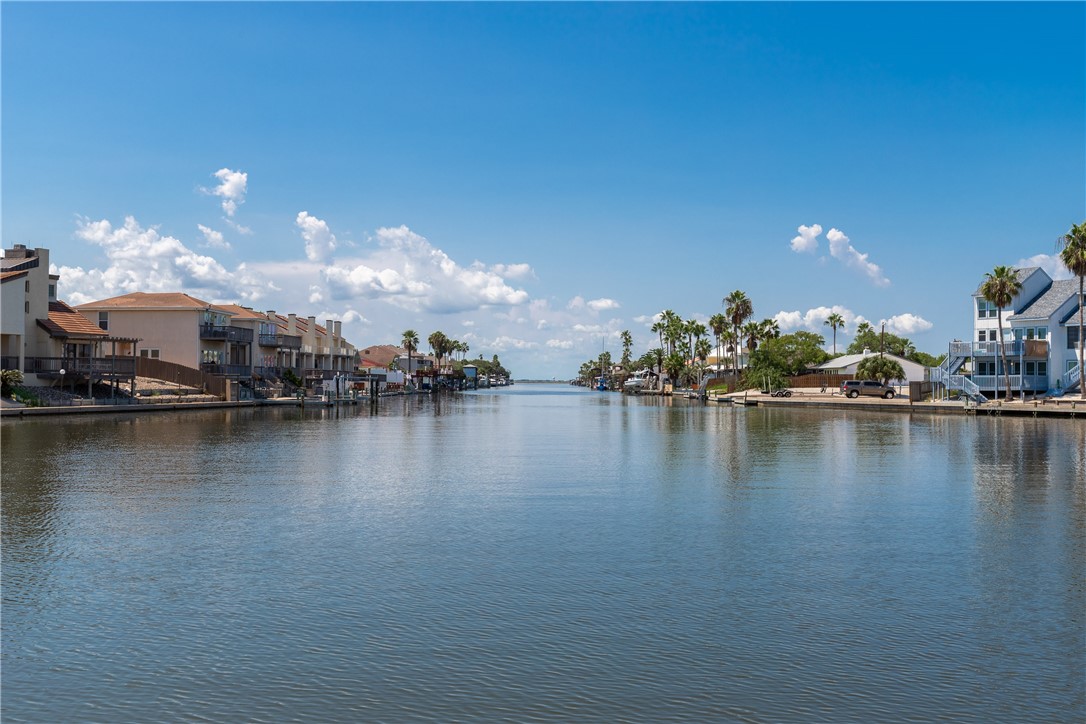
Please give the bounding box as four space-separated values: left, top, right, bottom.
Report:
1 244 357 393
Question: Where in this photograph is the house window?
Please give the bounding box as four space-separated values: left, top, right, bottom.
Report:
48 284 56 299
977 299 997 318
98 312 109 331
1025 361 1035 376
139 349 160 359
1038 327 1048 340
1013 328 1023 341
24 301 29 313
1038 361 1047 376
1069 326 1081 350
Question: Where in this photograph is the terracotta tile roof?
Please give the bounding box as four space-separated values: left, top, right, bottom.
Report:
214 303 268 320
38 301 109 338
358 344 405 368
75 291 231 313
0 270 28 283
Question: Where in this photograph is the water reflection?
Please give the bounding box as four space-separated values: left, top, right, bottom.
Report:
2 389 1083 722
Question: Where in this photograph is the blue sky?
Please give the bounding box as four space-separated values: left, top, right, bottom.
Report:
3 2 1083 378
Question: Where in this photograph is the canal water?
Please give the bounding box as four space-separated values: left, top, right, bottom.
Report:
2 384 1084 722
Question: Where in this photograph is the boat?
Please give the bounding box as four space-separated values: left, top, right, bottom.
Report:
623 369 653 393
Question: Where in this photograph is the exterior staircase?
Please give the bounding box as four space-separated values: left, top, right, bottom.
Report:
930 342 987 403
1057 363 1081 395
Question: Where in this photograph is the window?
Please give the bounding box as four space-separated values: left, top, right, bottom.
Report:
48 284 56 299
1069 326 1081 350
1025 362 1035 376
1038 327 1048 340
25 280 30 293
1038 361 1047 376
24 301 29 314
1013 328 1023 341
98 312 109 331
139 349 160 359
977 299 998 319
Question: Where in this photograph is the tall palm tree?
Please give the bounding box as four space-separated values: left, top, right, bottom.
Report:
401 329 419 378
685 320 707 361
720 329 738 373
742 321 763 355
709 313 728 369
1059 221 1086 400
620 330 633 369
651 319 665 352
981 266 1022 401
428 331 448 369
824 313 845 355
760 318 780 340
659 310 682 354
723 290 753 373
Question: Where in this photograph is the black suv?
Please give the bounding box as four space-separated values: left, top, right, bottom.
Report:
840 380 896 399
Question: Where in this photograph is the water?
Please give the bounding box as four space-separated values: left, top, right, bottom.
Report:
3 384 1084 722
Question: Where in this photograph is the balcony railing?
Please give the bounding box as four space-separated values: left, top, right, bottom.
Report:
970 374 1050 391
200 363 252 378
200 325 254 343
21 356 136 377
258 333 302 349
1 355 19 370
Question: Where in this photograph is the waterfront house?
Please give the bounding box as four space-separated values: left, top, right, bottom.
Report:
933 267 1082 398
811 351 926 386
2 245 137 391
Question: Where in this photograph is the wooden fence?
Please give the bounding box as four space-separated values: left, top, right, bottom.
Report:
135 357 227 398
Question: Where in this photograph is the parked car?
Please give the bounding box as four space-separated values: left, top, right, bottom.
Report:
841 379 896 399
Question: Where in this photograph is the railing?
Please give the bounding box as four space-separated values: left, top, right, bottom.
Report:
22 356 136 377
969 374 1046 391
1 355 20 370
258 333 302 349
929 363 987 402
200 325 254 343
1063 364 1081 390
200 363 251 378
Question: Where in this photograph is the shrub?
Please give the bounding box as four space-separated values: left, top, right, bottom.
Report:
1 369 24 397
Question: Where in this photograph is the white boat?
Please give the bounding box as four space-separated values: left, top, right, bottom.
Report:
623 369 653 393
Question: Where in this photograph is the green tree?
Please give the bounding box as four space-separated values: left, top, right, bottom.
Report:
857 355 906 384
401 329 419 377
620 330 633 369
1059 221 1086 400
981 266 1022 401
824 313 845 355
760 318 780 340
723 290 753 373
746 331 830 377
663 351 686 387
709 312 728 365
742 320 763 355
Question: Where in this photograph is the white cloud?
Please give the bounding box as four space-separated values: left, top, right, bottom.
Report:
567 296 586 310
773 305 865 333
323 225 530 314
462 320 476 327
491 263 535 280
826 228 890 286
203 168 247 217
308 285 324 304
58 215 271 305
587 297 620 312
572 323 606 333
1016 253 1074 281
225 218 253 235
880 313 933 336
297 211 337 263
547 339 574 349
197 224 229 249
790 223 822 253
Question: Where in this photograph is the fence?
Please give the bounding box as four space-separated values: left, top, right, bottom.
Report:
136 357 227 398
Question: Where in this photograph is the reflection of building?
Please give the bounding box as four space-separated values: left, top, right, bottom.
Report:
935 267 1082 398
2 245 137 392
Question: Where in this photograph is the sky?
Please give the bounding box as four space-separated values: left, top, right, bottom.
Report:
3 2 1084 378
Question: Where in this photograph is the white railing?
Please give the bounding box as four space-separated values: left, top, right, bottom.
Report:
929 365 987 402
1062 364 1081 390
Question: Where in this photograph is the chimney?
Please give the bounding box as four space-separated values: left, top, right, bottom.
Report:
334 320 342 339
287 313 297 335
266 310 276 321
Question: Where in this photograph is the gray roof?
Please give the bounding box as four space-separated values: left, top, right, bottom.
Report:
972 266 1042 296
1012 279 1079 321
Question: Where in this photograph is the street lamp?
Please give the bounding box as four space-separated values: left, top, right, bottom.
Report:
59 368 66 397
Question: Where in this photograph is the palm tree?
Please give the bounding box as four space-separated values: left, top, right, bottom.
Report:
651 319 665 352
981 266 1022 401
694 337 712 391
742 321 762 355
720 329 738 373
824 313 845 355
401 329 419 379
723 290 753 373
428 331 448 369
709 313 727 368
760 318 780 340
660 310 682 354
620 330 633 369
1059 221 1086 400
685 319 707 361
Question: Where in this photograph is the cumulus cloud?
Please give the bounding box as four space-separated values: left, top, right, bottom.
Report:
225 218 253 236
490 263 535 280
323 225 529 314
790 224 822 253
1016 253 1074 281
880 313 933 336
308 285 324 304
826 228 890 286
58 215 271 305
633 313 662 325
197 224 229 249
547 339 574 349
297 211 337 263
203 168 247 217
567 296 586 311
773 305 866 333
587 298 620 312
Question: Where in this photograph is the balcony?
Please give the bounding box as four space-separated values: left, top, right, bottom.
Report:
200 325 254 343
258 333 302 349
21 356 136 378
970 374 1050 392
200 363 252 378
1 355 19 370
954 340 1048 358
